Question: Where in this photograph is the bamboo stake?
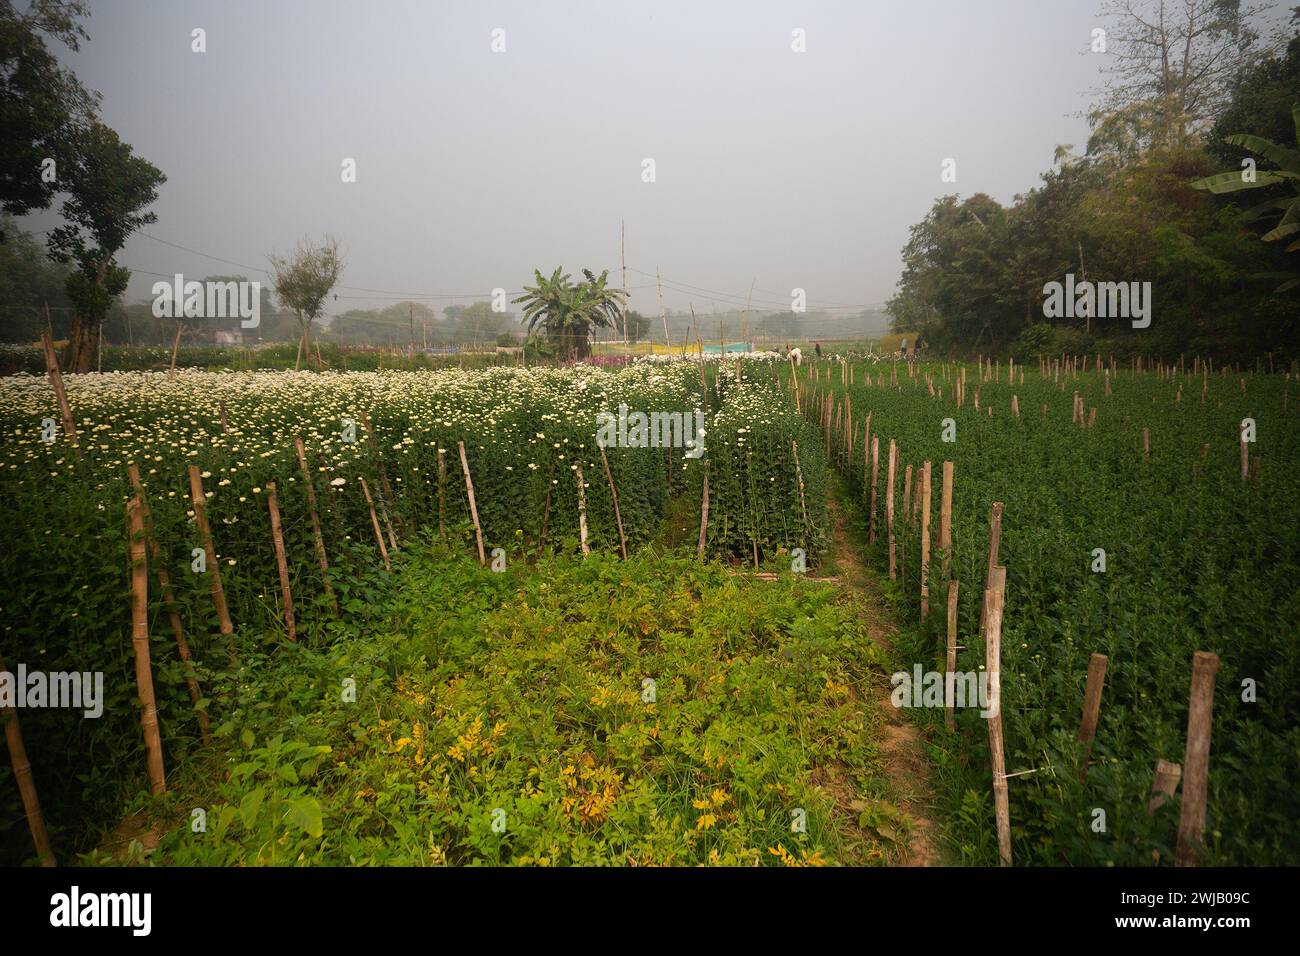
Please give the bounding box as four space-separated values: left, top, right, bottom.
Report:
979 502 1003 639
575 460 590 555
437 447 447 542
457 440 485 565
168 324 182 380
792 440 811 538
265 482 297 642
128 495 166 795
886 440 897 579
985 565 1010 866
0 653 56 865
40 327 79 451
1176 651 1220 867
598 444 627 559
869 436 879 543
187 465 233 641
1147 759 1182 816
1077 652 1108 780
697 461 710 559
940 461 953 580
945 581 959 731
1240 423 1249 483
920 461 932 617
294 437 338 616
359 476 391 571
128 465 210 743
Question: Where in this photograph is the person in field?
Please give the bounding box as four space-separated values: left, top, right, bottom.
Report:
787 346 802 365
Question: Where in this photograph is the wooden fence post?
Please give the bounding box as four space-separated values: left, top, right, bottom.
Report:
187 465 234 642
940 461 953 580
457 440 486 565
979 502 1003 639
984 566 1011 866
265 482 297 642
945 581 959 731
0 654 56 865
869 436 879 544
1077 652 1108 780
886 440 898 579
128 495 166 795
1176 651 1220 866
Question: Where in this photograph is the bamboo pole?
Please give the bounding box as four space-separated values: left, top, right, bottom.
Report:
869 436 879 543
598 444 627 559
128 495 167 795
945 581 959 731
985 565 1010 866
1176 651 1220 867
697 461 710 559
128 465 210 743
1077 652 1108 780
940 461 953 580
920 461 932 617
575 460 590 555
265 482 297 642
979 502 1003 639
792 440 811 540
457 440 485 565
168 324 182 380
294 437 338 616
0 653 56 865
187 465 234 641
1147 759 1182 816
437 447 447 542
886 440 898 579
40 327 79 451
359 476 391 571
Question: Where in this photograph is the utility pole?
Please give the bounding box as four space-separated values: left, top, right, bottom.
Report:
621 220 628 342
657 266 670 350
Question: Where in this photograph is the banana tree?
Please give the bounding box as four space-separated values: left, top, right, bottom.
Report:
1192 103 1300 291
513 267 627 359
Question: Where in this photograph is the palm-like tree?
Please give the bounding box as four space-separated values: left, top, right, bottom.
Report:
1192 103 1300 290
513 268 627 359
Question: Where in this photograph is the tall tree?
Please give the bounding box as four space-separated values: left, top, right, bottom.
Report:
46 121 164 372
513 268 626 359
268 236 344 369
0 0 99 240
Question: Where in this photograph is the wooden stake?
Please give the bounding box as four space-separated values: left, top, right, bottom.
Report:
697 461 710 559
128 465 210 743
1077 652 1108 780
168 324 182 380
945 581 959 731
792 440 811 538
294 437 337 616
575 460 590 555
128 495 166 795
40 327 79 451
939 461 953 580
979 502 1003 639
984 565 1010 866
437 447 447 542
920 461 932 617
869 436 879 543
1176 651 1220 867
1147 759 1182 816
0 653 56 865
457 440 486 565
598 444 627 559
187 465 233 640
359 477 391 571
265 482 297 642
886 440 897 579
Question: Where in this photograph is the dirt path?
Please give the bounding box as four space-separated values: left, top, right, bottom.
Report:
826 491 942 867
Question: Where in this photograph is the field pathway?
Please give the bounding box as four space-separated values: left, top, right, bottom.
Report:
826 489 943 867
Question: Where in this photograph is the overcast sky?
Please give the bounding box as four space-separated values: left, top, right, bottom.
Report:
27 0 1109 323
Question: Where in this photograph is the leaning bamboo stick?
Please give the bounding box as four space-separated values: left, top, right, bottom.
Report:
985 566 1010 866
598 444 627 559
359 476 391 571
1176 651 1220 866
458 440 486 565
792 440 811 540
265 482 297 642
187 465 233 641
129 465 210 743
294 437 338 616
128 495 166 795
0 653 56 865
1077 653 1108 780
40 327 79 451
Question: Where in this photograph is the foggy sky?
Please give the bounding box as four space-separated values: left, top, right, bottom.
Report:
27 0 1108 325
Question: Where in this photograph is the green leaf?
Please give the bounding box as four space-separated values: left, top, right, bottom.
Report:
239 787 265 830
1223 134 1300 174
286 796 324 839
